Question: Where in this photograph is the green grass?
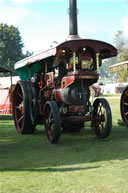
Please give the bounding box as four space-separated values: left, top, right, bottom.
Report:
1 94 128 193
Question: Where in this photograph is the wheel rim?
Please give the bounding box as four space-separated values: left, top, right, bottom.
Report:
44 101 61 143
94 102 106 136
13 83 25 132
120 86 128 127
92 98 112 138
45 105 54 141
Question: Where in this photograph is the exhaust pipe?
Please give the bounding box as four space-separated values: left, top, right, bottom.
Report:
67 0 80 40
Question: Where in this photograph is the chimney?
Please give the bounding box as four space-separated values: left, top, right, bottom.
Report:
66 0 80 40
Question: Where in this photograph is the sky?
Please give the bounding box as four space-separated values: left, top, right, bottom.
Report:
0 0 128 54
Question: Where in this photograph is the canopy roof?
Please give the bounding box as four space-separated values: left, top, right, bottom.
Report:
15 39 117 70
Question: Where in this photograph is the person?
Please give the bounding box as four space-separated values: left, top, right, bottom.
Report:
58 61 67 79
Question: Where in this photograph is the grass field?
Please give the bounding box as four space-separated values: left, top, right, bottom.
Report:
1 94 128 193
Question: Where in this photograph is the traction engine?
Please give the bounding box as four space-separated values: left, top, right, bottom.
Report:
12 0 117 143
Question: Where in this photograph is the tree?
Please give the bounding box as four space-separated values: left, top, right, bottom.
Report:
114 30 128 62
112 30 128 82
99 56 117 84
0 23 32 74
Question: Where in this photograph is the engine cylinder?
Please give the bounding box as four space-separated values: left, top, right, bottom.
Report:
60 81 90 106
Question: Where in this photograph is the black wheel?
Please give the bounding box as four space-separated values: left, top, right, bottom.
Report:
28 81 39 125
44 101 61 144
61 121 84 132
92 98 112 139
13 80 36 134
120 86 128 127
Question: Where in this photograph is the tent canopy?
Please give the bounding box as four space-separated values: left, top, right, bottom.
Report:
0 65 12 73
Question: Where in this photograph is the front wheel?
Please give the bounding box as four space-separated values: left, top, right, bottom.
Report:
92 98 112 139
44 101 61 144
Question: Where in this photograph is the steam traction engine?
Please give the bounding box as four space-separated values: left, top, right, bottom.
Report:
12 0 117 143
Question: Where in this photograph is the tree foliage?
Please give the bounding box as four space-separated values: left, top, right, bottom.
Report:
114 30 128 62
0 23 32 75
100 30 128 83
117 69 127 83
114 30 128 82
100 57 117 79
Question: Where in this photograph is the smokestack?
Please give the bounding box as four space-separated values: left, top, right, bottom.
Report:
67 0 80 40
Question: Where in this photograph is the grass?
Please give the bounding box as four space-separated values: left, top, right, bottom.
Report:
1 94 128 193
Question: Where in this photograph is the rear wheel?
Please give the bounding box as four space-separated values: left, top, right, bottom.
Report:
44 101 61 144
92 98 112 139
13 80 36 134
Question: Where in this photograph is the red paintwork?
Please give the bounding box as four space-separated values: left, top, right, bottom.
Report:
54 85 63 103
61 75 75 88
45 72 54 88
61 71 99 89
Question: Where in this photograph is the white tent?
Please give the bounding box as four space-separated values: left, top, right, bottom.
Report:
0 76 20 88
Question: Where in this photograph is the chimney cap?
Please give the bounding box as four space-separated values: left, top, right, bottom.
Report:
66 34 81 41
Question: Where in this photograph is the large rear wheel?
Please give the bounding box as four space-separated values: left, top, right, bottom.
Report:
13 80 36 134
92 98 112 139
44 101 61 144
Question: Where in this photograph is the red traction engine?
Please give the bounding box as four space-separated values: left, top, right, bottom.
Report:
12 0 117 143
13 39 117 143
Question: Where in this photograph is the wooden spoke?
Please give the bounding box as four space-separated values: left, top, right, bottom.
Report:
18 115 24 124
17 91 24 100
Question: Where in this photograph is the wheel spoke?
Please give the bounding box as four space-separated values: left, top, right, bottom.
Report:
17 91 24 100
125 91 128 96
125 112 128 115
49 111 52 119
98 104 102 115
18 115 24 124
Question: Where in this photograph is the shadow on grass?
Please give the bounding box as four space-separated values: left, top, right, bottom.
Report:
0 115 13 120
0 166 100 172
0 123 128 172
